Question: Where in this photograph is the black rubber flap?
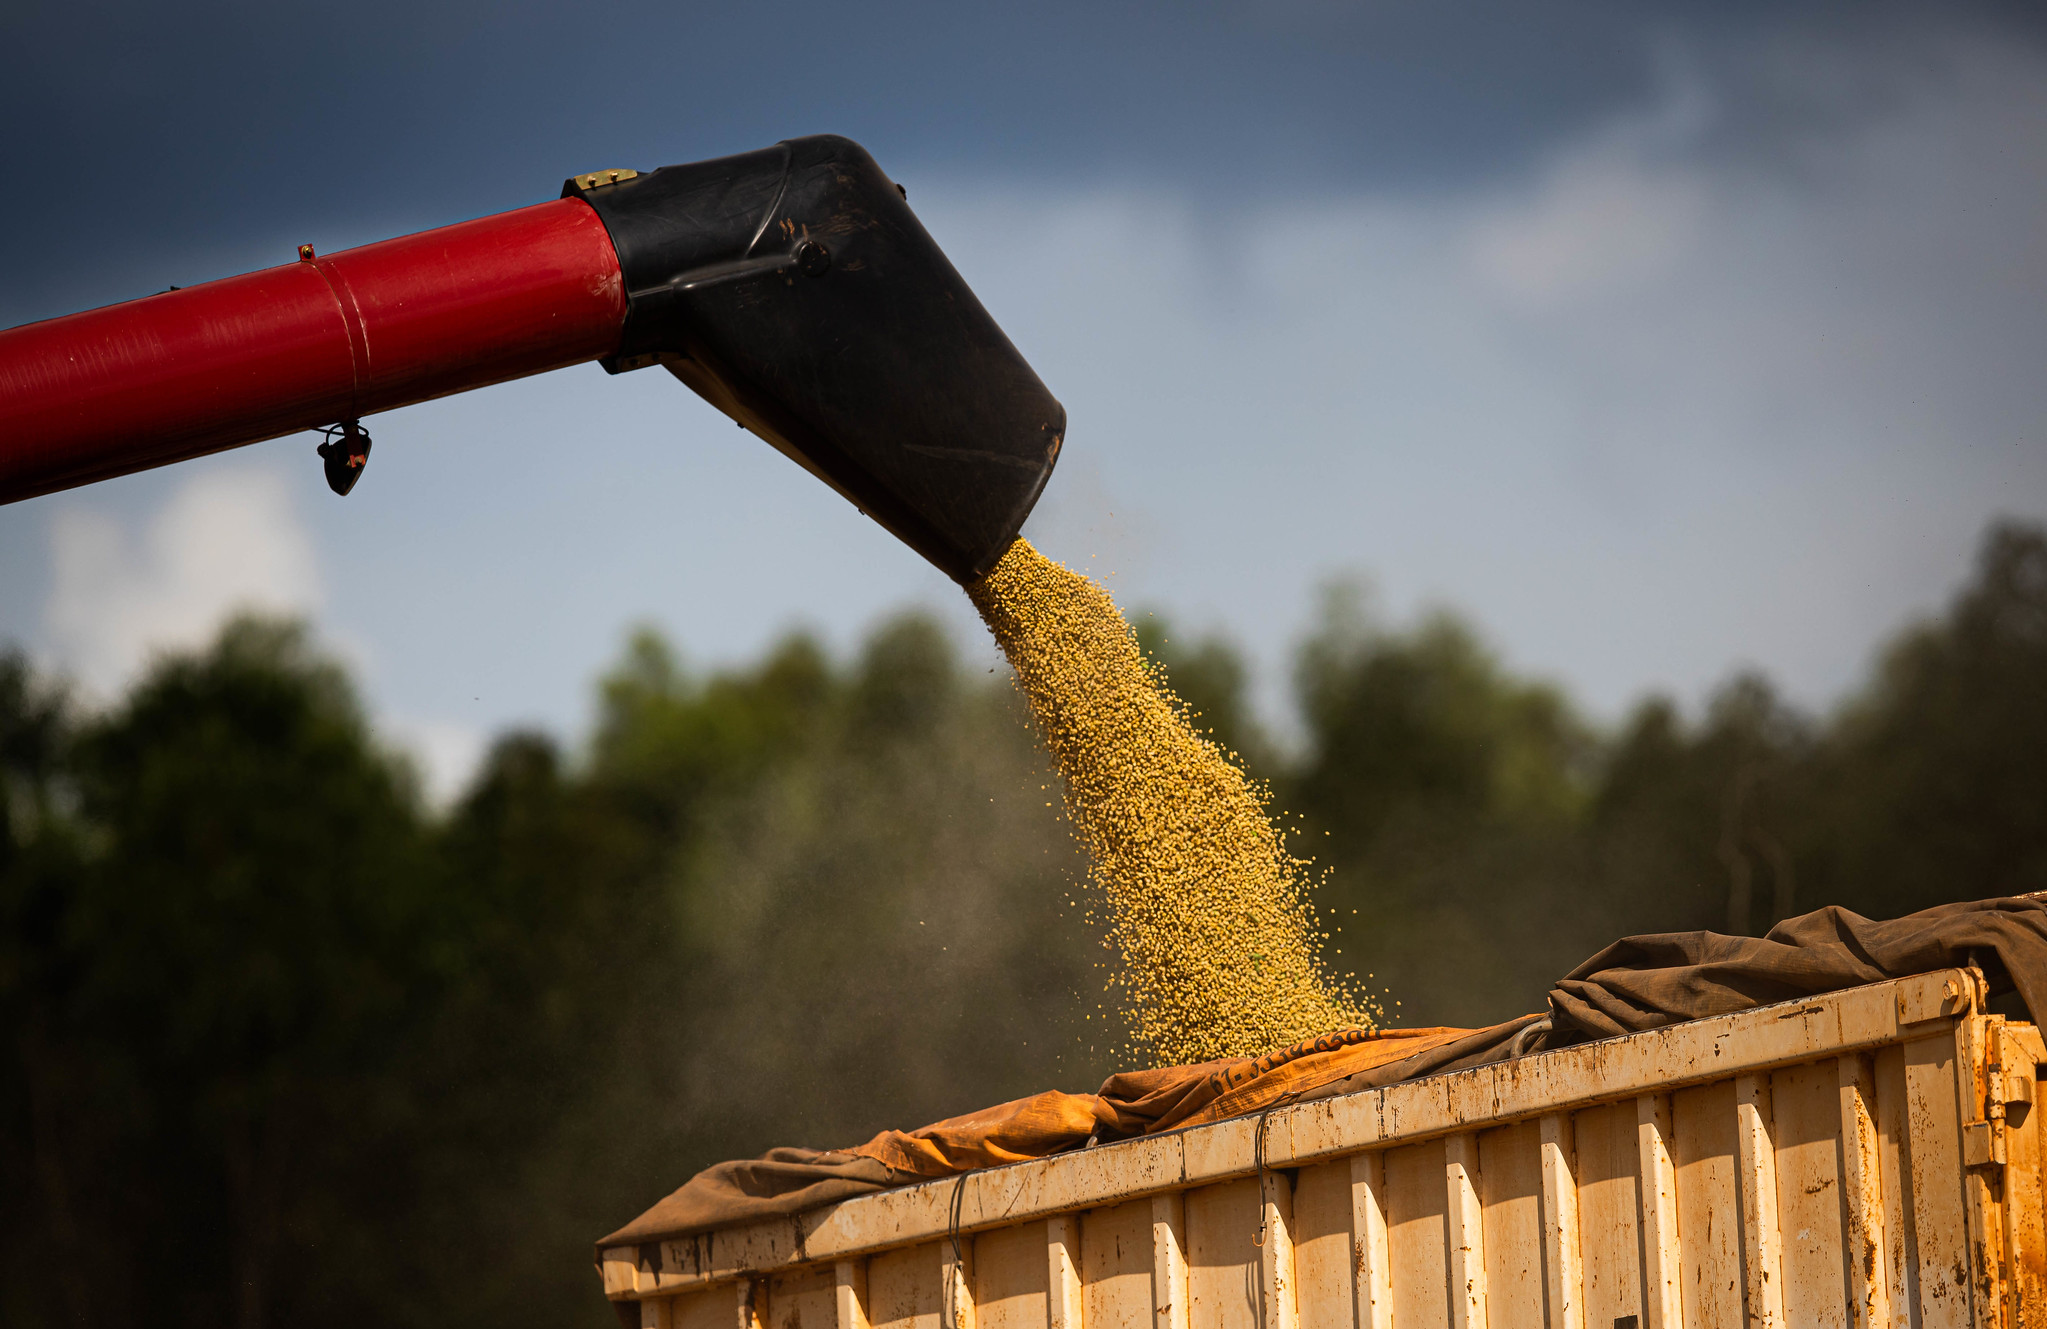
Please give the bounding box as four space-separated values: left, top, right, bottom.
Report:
570 136 1064 582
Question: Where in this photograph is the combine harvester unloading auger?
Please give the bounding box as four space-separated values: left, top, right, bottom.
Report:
0 128 1369 1070
0 135 1063 584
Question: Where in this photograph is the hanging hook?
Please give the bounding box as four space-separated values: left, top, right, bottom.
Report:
315 420 372 496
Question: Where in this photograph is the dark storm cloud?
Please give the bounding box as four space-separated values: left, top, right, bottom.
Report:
2 0 2037 325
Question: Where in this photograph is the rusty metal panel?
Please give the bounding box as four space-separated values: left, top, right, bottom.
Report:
1904 1033 1973 1328
1536 1113 1586 1329
810 1136 1189 1278
1836 1054 1893 1329
1771 1060 1850 1329
1385 1140 1452 1329
974 1221 1049 1329
1899 974 1970 1028
1151 1195 1187 1329
604 1248 643 1298
2000 1024 2047 1327
1258 1173 1297 1329
1637 1094 1684 1329
1379 1076 1456 1160
1186 1179 1261 1329
1349 1153 1392 1329
1081 1200 1152 1329
1290 1160 1355 1329
1574 1101 1643 1329
1477 1120 1545 1327
1285 1096 1384 1164
869 1243 942 1329
1045 1220 1080 1329
657 1222 811 1292
1674 1081 1744 1329
1735 1072 1787 1328
1997 1019 2046 1318
769 1267 838 1329
1442 1133 1486 1329
675 1286 743 1329
1873 1044 1919 1327
837 1261 872 1329
943 1238 975 1329
1955 1012 2004 1323
1184 1120 1262 1190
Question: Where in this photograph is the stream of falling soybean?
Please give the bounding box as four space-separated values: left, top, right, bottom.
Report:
968 538 1376 1067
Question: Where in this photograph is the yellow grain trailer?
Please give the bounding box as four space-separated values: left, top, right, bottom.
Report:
600 967 2046 1328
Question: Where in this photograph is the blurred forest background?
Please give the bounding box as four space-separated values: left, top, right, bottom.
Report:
4 519 2045 1329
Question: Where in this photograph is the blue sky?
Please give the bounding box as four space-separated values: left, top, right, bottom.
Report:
3 1 2044 797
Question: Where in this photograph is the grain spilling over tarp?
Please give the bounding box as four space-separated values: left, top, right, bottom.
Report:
969 538 1374 1065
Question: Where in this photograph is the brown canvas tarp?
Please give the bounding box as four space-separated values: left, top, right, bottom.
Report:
601 893 2047 1248
1550 894 2047 1038
600 1024 1497 1246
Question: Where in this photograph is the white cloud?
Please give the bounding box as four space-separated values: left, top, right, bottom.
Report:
916 29 2047 732
44 465 324 697
38 460 492 805
1466 75 1715 307
1466 143 1710 306
384 716 488 809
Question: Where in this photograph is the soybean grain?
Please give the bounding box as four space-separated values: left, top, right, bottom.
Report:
969 538 1375 1066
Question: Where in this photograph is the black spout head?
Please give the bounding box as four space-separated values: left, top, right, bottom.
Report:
567 136 1064 583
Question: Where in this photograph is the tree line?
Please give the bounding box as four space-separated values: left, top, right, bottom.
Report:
2 521 2043 1328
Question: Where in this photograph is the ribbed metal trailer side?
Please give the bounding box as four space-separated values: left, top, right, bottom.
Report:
601 968 2047 1328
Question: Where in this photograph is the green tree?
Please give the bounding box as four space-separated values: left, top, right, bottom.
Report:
0 654 94 1328
1287 589 1594 1025
1805 521 2047 916
1293 594 1588 858
590 626 832 834
1 618 446 1329
630 611 1106 1150
407 728 691 1329
1592 674 1812 938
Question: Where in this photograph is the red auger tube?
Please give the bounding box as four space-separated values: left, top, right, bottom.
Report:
0 197 628 503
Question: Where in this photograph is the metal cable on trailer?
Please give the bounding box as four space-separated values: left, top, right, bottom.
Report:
942 1171 970 1329
1251 1090 1304 1329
